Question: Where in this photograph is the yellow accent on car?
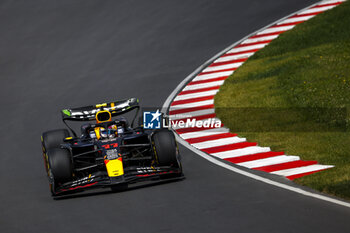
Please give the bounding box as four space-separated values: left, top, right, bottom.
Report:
94 127 102 140
96 103 107 108
104 158 124 177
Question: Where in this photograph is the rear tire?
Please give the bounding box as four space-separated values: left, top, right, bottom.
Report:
47 148 73 183
152 129 179 167
42 129 70 151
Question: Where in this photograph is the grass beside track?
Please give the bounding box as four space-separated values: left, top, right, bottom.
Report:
215 2 350 199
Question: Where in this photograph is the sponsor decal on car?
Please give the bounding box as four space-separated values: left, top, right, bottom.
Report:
136 167 161 173
71 175 96 186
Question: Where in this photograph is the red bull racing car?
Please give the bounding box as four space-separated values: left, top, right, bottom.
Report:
41 98 183 197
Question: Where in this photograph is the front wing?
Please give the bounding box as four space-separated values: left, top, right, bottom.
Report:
52 166 183 196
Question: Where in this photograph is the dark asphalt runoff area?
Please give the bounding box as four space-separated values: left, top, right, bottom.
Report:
1 0 350 232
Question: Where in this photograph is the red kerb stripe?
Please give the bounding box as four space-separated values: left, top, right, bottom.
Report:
290 11 321 18
287 168 328 180
222 48 260 57
312 2 343 9
169 104 214 115
253 160 317 173
208 57 248 67
201 142 257 154
249 31 285 39
272 21 306 28
178 86 221 95
234 40 272 48
188 76 228 85
199 68 237 76
185 132 238 144
171 95 215 106
224 151 284 164
176 125 222 134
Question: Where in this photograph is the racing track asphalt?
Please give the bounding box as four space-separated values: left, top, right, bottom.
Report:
1 1 350 232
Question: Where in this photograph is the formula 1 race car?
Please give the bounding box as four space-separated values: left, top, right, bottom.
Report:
41 98 183 197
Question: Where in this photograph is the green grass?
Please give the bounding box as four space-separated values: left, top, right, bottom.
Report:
215 1 350 199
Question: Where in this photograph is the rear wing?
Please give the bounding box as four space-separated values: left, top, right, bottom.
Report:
61 98 140 137
61 98 139 121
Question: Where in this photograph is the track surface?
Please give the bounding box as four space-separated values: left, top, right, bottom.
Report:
1 1 350 232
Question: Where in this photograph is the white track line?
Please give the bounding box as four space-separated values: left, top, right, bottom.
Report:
162 0 350 208
212 146 271 159
237 155 300 169
192 137 247 149
271 164 334 177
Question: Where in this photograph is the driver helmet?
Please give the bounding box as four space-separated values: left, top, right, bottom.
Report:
94 125 118 140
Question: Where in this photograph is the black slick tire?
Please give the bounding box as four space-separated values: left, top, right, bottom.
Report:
152 129 178 167
47 148 73 183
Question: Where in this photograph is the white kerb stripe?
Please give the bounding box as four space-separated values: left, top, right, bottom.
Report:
194 71 233 81
173 90 218 101
163 0 349 209
178 127 229 139
169 99 214 109
297 5 336 15
237 155 300 169
212 146 271 159
182 81 224 91
277 15 315 25
257 25 295 35
192 137 246 149
271 164 334 177
214 52 254 63
227 43 268 54
202 62 243 73
241 35 279 44
318 0 345 4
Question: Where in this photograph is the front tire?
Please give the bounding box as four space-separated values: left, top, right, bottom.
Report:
47 148 73 182
41 129 70 195
152 129 179 167
46 148 73 195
